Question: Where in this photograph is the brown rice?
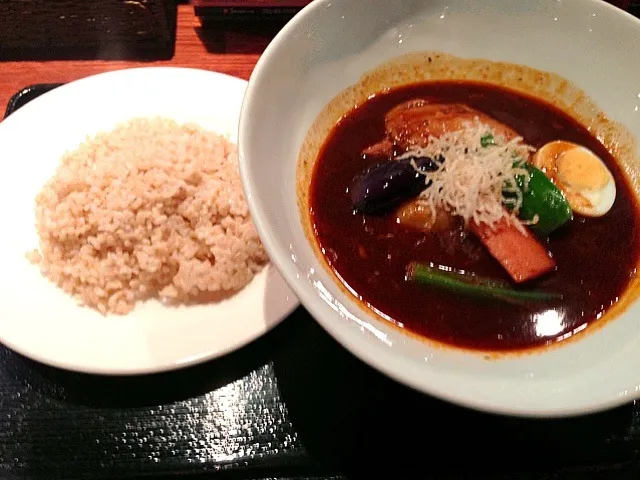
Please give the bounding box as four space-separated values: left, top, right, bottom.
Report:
28 117 268 315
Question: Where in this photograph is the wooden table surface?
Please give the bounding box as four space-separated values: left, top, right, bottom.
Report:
0 4 277 113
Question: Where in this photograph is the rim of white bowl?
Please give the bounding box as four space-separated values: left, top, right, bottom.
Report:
238 0 640 417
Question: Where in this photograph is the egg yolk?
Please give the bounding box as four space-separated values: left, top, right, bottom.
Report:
556 148 609 191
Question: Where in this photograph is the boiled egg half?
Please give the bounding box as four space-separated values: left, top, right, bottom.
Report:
532 140 616 217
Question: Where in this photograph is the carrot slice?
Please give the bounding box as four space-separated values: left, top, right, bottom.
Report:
469 218 556 283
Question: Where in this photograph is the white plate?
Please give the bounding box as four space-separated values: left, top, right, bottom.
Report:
0 67 299 375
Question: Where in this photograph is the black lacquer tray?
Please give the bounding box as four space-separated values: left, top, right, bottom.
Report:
2 84 640 480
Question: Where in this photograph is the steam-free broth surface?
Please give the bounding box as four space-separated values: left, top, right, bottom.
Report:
309 81 640 351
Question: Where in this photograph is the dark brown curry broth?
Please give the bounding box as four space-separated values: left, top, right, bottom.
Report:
309 81 640 351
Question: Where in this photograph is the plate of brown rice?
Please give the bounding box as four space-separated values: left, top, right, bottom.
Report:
0 67 299 374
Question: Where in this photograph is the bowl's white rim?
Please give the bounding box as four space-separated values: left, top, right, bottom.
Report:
238 0 640 417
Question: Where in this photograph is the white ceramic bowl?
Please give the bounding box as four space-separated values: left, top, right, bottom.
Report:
238 0 640 417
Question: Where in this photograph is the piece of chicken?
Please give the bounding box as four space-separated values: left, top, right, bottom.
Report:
384 100 519 150
362 138 394 158
360 100 519 158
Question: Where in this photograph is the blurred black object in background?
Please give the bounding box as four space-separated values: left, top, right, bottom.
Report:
193 0 313 26
0 0 178 61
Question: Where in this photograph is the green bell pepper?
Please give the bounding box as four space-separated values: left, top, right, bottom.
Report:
506 163 573 237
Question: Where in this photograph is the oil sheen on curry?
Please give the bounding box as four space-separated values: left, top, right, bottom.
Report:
309 81 640 351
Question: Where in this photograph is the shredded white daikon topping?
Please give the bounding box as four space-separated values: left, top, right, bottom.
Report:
397 118 536 232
